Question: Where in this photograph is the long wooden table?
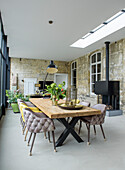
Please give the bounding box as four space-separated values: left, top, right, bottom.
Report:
30 98 101 147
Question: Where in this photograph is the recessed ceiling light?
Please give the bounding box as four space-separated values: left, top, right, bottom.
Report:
49 20 53 24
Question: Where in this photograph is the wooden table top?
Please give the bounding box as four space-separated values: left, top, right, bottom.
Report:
29 98 101 119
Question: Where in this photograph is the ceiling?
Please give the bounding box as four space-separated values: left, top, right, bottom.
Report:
1 0 125 61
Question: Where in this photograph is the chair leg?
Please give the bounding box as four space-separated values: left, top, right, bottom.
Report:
27 133 33 146
29 133 36 156
48 131 51 143
24 129 28 141
20 116 23 127
52 131 57 152
22 121 25 129
100 125 106 140
93 125 96 135
22 125 26 135
44 132 47 139
86 124 89 130
78 120 82 135
87 124 90 145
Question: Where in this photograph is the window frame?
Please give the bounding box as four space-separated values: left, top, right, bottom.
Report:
71 61 77 88
90 51 102 95
0 13 10 119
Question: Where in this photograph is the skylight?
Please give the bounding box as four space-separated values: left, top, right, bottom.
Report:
70 9 125 49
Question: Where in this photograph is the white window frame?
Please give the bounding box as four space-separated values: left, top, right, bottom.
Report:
90 52 101 95
71 61 77 88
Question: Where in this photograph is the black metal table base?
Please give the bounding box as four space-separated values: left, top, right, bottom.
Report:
56 117 84 147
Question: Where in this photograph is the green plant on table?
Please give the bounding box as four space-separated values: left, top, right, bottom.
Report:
45 81 66 101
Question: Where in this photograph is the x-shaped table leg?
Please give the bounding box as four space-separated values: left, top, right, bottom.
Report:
56 117 84 147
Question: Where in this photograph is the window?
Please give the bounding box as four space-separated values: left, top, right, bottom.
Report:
90 52 101 94
0 13 10 119
71 61 77 88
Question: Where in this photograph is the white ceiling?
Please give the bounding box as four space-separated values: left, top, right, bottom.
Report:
1 0 125 61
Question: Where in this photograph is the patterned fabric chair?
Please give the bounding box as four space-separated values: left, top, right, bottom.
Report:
17 99 35 108
78 101 91 134
18 99 48 141
17 99 36 128
17 99 44 140
79 104 107 145
23 108 56 156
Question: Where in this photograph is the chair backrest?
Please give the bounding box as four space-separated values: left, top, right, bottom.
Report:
18 100 26 113
19 102 42 122
91 104 107 114
23 107 46 118
23 108 55 133
79 101 91 107
90 104 107 125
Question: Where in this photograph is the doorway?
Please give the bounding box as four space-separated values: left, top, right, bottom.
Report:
54 73 68 89
24 78 37 96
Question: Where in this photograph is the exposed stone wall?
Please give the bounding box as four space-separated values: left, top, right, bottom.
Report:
71 38 125 112
67 61 71 86
109 39 125 112
10 58 69 93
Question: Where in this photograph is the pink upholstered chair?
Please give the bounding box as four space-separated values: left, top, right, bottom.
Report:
17 99 37 135
17 99 35 127
79 104 107 145
67 101 91 123
23 108 56 156
78 101 91 134
18 99 48 141
17 99 35 108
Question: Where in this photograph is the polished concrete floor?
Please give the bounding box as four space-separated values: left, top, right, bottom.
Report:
0 109 125 170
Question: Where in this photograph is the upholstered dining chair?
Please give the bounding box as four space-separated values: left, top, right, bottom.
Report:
17 99 35 108
17 99 36 130
23 108 56 156
19 101 41 129
78 101 91 134
67 101 91 124
18 99 48 141
17 99 46 141
79 104 107 145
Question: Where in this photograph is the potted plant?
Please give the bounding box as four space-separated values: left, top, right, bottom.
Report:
6 89 29 113
45 81 66 105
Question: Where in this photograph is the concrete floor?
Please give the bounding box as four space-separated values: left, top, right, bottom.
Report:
0 109 125 170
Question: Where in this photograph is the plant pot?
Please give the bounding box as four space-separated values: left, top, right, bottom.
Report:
11 103 20 113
